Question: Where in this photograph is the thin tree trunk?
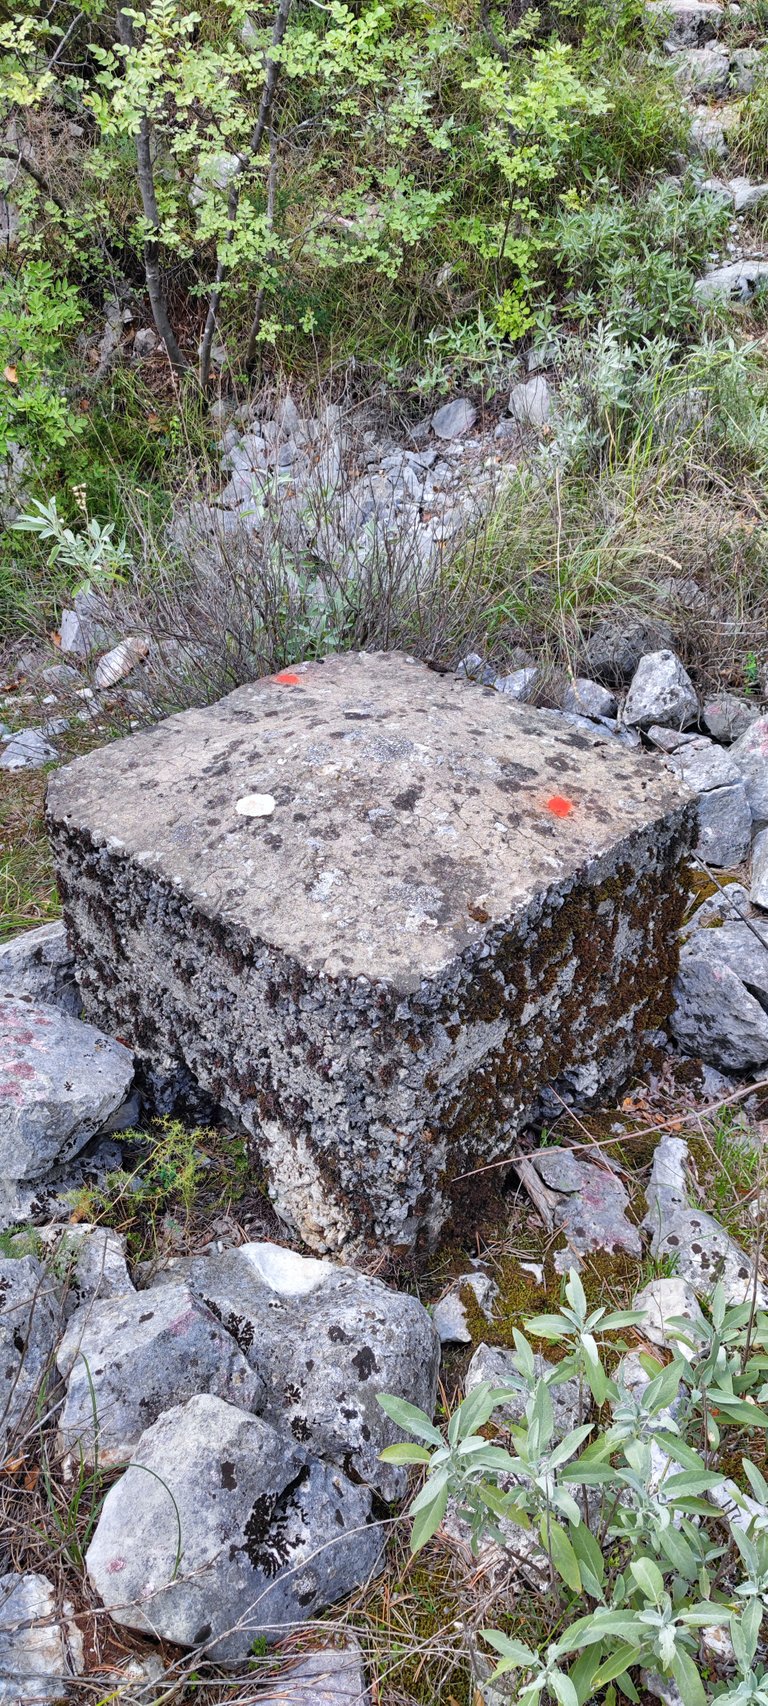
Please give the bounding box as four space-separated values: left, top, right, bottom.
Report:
198 0 292 388
117 4 189 377
244 132 278 370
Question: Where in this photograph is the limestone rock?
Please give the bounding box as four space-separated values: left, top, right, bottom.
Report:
465 1343 581 1439
702 694 760 743
645 0 723 48
255 1641 370 1705
644 1137 764 1303
730 715 768 818
671 950 768 1069
0 729 58 771
695 783 753 868
0 1256 60 1454
508 376 551 428
583 618 671 686
145 1241 439 1499
86 1394 384 1660
664 736 740 793
0 922 80 1017
684 919 768 1005
695 259 768 303
633 1275 706 1358
0 996 135 1182
47 652 693 1257
93 637 149 691
674 43 730 93
563 678 618 719
0 1572 83 1704
431 399 476 440
57 1283 264 1466
751 827 768 909
494 667 538 700
0 1136 126 1235
432 1272 496 1345
623 650 699 730
525 1148 642 1268
34 1223 134 1311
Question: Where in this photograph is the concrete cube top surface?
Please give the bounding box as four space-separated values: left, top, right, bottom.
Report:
47 652 688 990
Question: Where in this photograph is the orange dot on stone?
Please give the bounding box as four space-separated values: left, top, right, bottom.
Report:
274 671 301 686
545 795 574 818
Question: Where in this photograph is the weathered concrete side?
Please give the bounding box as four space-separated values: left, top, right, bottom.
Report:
46 652 694 1257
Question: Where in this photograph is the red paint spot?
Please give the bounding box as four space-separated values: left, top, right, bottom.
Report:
545 795 574 818
274 671 300 686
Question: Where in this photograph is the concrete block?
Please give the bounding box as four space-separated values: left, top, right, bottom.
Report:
47 652 694 1257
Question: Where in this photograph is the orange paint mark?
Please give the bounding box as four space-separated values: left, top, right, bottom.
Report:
545 795 574 818
274 670 301 686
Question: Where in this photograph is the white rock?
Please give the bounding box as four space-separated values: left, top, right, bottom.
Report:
0 728 58 770
494 667 538 701
671 951 768 1069
235 793 276 818
240 1239 331 1296
623 649 698 729
432 1272 496 1344
431 398 477 440
695 258 768 302
730 714 768 818
509 375 551 428
93 636 149 690
0 1571 83 1705
633 1276 706 1358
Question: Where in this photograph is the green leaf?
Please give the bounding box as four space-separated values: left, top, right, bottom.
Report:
709 1397 768 1427
664 1469 726 1495
548 1425 595 1470
410 1480 449 1552
529 1379 555 1456
593 1645 641 1688
566 1268 587 1319
449 1381 512 1444
378 1443 432 1464
656 1523 697 1579
541 1516 582 1592
629 1557 665 1604
484 1630 538 1665
570 1519 605 1589
409 1467 449 1516
569 1645 602 1705
742 1458 768 1505
669 1646 707 1706
376 1394 443 1446
527 1314 570 1339
550 1666 579 1706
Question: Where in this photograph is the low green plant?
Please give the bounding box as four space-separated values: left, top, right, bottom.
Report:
380 1271 768 1706
12 494 132 599
0 262 84 464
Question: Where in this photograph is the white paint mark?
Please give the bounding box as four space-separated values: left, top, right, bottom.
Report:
236 793 276 818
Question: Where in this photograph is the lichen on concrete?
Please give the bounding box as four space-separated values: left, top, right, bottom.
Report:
46 651 694 1258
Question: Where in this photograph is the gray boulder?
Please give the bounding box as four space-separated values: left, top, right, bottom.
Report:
57 1282 264 1466
563 678 618 719
145 1241 440 1500
0 1135 125 1235
0 730 58 771
730 715 768 818
645 0 724 49
685 919 768 1006
664 736 740 792
0 996 135 1181
33 1223 134 1312
86 1394 384 1660
674 43 730 94
465 1343 581 1440
751 827 768 908
695 784 753 868
695 259 768 303
255 1641 370 1705
0 922 80 1017
431 399 476 440
0 1571 83 1704
508 376 551 428
494 667 538 701
0 1255 60 1454
671 950 768 1069
583 617 671 687
623 650 698 730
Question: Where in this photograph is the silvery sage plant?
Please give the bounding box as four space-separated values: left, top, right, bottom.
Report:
378 1271 768 1706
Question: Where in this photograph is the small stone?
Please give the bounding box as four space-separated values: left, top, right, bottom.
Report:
456 651 497 685
133 328 158 359
0 921 80 1017
93 637 149 691
647 725 700 753
41 663 80 692
695 258 768 302
584 617 671 687
623 650 699 730
663 735 739 792
0 997 135 1182
57 1283 264 1466
563 677 618 719
494 667 538 701
431 398 477 440
702 693 760 742
0 728 57 770
432 1272 496 1345
643 1137 765 1304
729 715 768 818
527 1149 641 1267
275 394 302 435
255 1640 370 1705
508 375 551 428
86 1393 384 1659
0 1256 61 1456
0 1572 83 1704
